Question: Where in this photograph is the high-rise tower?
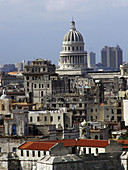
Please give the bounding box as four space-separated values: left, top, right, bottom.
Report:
88 52 96 68
101 45 123 70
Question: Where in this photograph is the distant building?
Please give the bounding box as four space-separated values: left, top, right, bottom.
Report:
101 45 123 70
0 64 17 73
23 58 70 103
15 60 32 71
88 52 96 68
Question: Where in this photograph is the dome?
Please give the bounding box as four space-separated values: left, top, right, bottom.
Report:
63 21 84 43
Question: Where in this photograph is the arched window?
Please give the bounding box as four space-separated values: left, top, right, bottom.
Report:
12 124 17 135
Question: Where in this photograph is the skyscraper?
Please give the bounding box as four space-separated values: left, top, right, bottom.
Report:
101 45 123 70
88 52 96 68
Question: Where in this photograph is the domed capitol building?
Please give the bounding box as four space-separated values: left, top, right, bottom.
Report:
56 20 88 75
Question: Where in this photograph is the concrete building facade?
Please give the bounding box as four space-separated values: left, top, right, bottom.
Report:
101 45 123 70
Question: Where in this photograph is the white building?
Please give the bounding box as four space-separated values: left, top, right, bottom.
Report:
56 20 88 75
123 100 128 126
28 107 72 129
88 52 96 68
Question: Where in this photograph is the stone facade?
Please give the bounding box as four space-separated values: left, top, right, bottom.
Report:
23 58 70 103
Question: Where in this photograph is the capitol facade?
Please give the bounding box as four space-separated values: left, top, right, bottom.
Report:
56 20 88 75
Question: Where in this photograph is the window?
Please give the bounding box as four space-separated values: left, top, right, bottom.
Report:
21 150 23 156
41 91 43 97
50 116 53 121
27 151 29 157
27 82 29 87
45 116 47 121
47 84 49 88
43 67 45 71
117 109 121 114
66 104 69 108
95 135 98 139
83 148 86 154
118 102 121 107
12 124 17 135
58 116 60 120
91 109 93 112
37 116 40 122
38 151 40 157
52 104 56 108
89 148 91 154
111 116 114 120
39 84 41 88
42 84 43 88
26 76 29 80
13 148 16 152
34 84 36 88
96 148 98 154
30 116 33 122
44 151 46 155
68 47 70 51
0 148 1 153
72 47 74 51
2 104 5 111
117 116 121 122
79 103 82 107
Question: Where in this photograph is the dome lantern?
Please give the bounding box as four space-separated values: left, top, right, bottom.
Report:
70 21 76 31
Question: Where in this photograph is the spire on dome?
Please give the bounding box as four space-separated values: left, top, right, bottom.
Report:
70 19 76 31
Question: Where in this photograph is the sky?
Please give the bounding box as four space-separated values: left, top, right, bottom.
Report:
0 0 128 65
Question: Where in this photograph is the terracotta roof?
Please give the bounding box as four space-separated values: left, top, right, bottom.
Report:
18 141 57 151
122 146 128 149
18 139 110 151
48 139 77 147
90 130 100 132
8 71 18 75
77 139 109 148
117 140 128 145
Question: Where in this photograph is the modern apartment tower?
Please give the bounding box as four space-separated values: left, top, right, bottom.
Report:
101 45 123 70
88 52 96 68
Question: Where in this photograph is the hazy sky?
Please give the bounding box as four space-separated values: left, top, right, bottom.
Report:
0 0 128 65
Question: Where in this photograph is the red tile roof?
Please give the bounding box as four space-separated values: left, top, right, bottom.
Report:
18 139 110 151
77 139 109 148
122 146 128 149
117 140 128 145
8 71 18 75
18 141 57 151
48 139 77 147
